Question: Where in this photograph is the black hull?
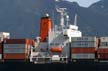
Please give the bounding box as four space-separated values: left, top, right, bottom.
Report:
0 62 108 71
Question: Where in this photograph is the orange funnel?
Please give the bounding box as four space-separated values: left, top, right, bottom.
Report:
39 14 52 42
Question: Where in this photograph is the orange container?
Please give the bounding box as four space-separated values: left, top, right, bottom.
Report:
71 48 95 53
4 39 29 44
50 47 62 52
97 48 108 54
4 53 28 59
39 17 52 42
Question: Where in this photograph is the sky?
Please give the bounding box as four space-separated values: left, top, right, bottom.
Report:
67 0 100 7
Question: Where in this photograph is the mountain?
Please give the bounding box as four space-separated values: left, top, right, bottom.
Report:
0 0 108 38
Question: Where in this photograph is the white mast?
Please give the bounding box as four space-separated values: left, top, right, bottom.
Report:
74 14 78 26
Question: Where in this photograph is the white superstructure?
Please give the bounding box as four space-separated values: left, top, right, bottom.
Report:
30 6 82 63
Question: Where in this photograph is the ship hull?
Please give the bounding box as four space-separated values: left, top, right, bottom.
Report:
0 62 108 71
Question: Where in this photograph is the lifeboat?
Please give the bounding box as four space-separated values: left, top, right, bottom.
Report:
50 47 62 52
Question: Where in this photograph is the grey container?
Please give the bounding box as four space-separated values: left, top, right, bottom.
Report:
72 53 95 59
71 37 97 42
71 42 97 47
99 42 108 47
4 44 27 49
4 48 26 53
99 47 108 48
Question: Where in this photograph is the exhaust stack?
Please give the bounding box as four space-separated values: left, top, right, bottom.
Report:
39 13 52 42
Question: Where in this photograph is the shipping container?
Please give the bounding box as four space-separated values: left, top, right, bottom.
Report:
4 53 28 59
97 48 108 54
99 47 108 48
99 42 108 47
72 53 95 59
71 42 96 47
4 44 27 49
4 48 27 54
71 37 97 42
4 39 34 45
71 48 95 53
100 37 108 42
97 53 108 59
71 40 97 47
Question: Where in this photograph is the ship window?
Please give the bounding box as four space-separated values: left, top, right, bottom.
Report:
55 43 59 46
66 43 69 46
50 43 54 45
62 43 64 45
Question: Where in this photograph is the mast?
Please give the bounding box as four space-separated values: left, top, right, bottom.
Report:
66 15 69 27
56 7 67 30
74 14 78 26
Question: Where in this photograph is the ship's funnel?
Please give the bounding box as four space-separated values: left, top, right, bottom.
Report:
39 13 52 42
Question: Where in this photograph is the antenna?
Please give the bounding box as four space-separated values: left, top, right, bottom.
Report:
66 15 69 27
56 7 67 28
74 14 78 26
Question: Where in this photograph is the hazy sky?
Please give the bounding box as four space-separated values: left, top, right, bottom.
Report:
67 0 100 7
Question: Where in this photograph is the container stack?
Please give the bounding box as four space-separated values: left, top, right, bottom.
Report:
3 39 34 60
71 37 97 60
97 37 108 60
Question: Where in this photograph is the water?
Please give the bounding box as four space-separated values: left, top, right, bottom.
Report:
0 62 108 71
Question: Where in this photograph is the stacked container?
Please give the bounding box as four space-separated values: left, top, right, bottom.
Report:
71 37 98 60
3 39 34 60
97 37 108 60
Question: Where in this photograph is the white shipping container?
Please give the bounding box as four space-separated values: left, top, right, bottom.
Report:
100 37 108 42
4 48 27 53
4 44 28 49
72 54 95 59
71 37 97 41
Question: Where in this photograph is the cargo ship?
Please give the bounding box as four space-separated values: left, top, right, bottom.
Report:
0 4 108 71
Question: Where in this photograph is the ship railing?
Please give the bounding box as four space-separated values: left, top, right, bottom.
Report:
30 56 68 64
